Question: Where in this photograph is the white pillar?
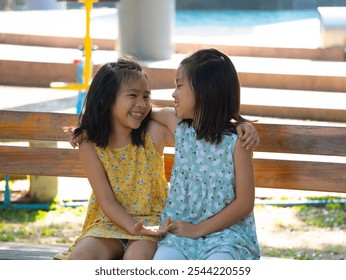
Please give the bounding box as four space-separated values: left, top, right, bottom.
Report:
26 0 66 10
117 0 175 61
318 7 346 48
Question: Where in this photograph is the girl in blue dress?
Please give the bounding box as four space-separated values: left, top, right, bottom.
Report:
152 49 261 260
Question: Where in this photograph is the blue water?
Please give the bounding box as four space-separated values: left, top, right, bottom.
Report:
176 10 319 27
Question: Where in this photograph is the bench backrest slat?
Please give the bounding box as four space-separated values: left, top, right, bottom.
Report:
1 146 344 193
254 159 346 193
0 146 85 177
254 123 346 156
2 111 345 156
0 111 78 141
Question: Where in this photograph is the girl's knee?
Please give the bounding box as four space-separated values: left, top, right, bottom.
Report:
71 246 94 260
123 249 154 260
71 237 124 260
123 240 156 260
206 252 235 260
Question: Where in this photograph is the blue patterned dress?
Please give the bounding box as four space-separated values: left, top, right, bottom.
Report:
159 122 260 260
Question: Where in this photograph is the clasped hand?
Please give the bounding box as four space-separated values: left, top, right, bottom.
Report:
130 218 171 237
131 218 200 239
166 219 201 239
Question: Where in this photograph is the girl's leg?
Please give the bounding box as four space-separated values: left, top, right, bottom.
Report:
206 252 235 260
123 240 157 260
71 236 124 260
153 244 187 260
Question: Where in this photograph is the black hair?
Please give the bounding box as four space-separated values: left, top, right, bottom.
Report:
179 48 250 144
73 57 151 148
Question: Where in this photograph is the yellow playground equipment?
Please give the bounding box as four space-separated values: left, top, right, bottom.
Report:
50 0 101 91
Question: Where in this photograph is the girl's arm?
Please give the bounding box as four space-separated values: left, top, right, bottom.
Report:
151 107 179 135
168 139 255 238
151 107 259 150
79 140 165 236
148 120 175 152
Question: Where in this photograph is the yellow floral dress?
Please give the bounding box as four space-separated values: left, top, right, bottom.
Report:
54 133 168 260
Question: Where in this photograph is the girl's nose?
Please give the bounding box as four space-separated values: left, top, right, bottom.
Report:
137 97 147 107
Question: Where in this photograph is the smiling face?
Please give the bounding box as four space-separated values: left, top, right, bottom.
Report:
172 67 196 120
112 74 151 135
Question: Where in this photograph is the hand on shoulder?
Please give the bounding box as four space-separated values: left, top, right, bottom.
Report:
236 122 259 151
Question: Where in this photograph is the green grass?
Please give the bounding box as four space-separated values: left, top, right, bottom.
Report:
0 206 86 243
0 223 34 242
296 202 346 229
0 208 48 223
40 226 58 237
261 245 346 260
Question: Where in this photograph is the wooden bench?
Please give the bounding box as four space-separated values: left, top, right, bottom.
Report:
0 109 346 259
1 110 346 199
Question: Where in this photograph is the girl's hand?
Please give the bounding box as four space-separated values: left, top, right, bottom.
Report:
157 217 171 236
68 130 87 148
69 133 81 148
131 218 171 237
63 126 78 148
236 122 259 150
168 220 201 239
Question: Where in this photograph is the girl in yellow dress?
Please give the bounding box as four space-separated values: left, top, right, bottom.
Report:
55 58 174 260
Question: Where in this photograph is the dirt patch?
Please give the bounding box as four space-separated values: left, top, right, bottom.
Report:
254 206 346 259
